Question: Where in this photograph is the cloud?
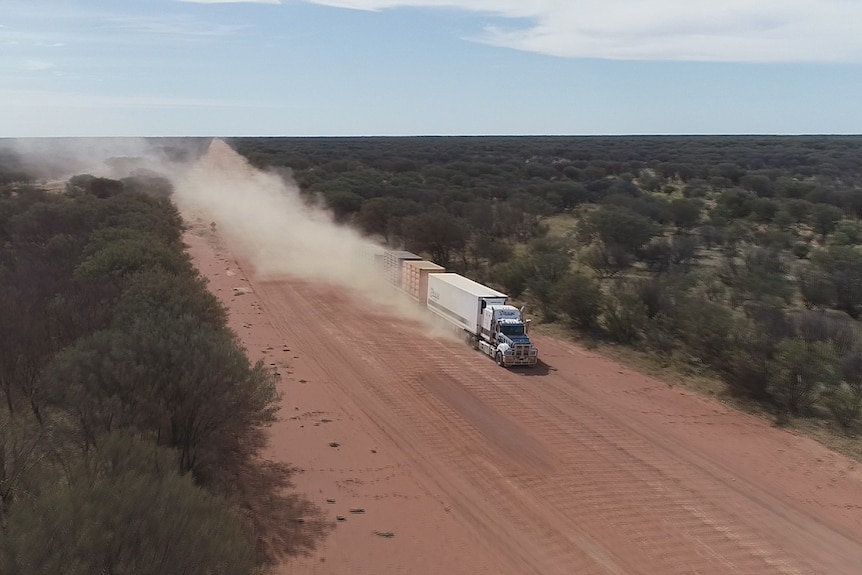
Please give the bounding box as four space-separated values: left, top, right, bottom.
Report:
99 14 249 38
303 0 862 63
20 60 55 71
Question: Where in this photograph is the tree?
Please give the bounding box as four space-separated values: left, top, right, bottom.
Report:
810 246 862 318
668 198 703 232
720 320 777 400
110 268 228 330
578 205 657 274
75 232 192 282
400 210 469 269
798 267 837 309
553 271 603 329
676 299 734 367
2 432 257 575
355 196 420 242
601 284 648 343
43 314 280 482
323 190 363 223
670 234 700 267
810 204 843 238
641 238 673 272
66 174 125 199
768 339 839 416
822 383 862 429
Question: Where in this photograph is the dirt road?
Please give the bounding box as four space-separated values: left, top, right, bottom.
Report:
187 232 862 575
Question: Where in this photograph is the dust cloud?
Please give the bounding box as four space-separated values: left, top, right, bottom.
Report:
1 137 203 183
2 136 457 339
169 139 455 338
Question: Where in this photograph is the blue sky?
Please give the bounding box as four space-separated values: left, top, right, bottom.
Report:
2 0 861 137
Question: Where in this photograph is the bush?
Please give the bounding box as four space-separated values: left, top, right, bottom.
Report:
822 383 862 429
676 299 734 367
2 432 257 575
720 320 776 399
553 271 603 329
601 285 648 343
768 339 840 416
645 313 677 358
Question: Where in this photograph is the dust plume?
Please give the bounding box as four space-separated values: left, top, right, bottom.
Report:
2 136 456 338
1 137 206 183
170 139 454 337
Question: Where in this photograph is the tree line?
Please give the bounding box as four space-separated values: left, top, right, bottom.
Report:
230 136 862 433
0 171 326 574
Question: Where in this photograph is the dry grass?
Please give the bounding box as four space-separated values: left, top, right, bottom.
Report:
543 213 579 238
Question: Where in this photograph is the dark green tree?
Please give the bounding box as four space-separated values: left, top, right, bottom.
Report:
553 271 603 329
768 339 839 416
2 432 257 575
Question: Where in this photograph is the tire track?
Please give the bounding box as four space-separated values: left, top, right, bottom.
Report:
251 277 862 575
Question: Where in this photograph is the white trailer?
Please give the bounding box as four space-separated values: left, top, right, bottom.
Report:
426 273 538 367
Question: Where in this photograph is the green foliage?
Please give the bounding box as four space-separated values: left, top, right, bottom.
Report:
822 383 862 429
2 432 256 575
722 246 793 306
75 232 192 281
810 204 843 238
578 205 657 275
0 173 323 570
323 190 364 223
809 246 862 318
676 299 735 367
66 174 125 199
768 339 840 416
400 209 469 269
668 197 704 231
798 266 837 309
719 320 776 399
601 284 648 343
579 205 658 253
0 414 67 519
43 314 280 481
356 196 421 242
553 271 603 329
833 219 862 244
110 268 228 330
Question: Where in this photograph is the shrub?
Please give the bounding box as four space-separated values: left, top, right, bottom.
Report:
602 286 648 343
553 271 603 329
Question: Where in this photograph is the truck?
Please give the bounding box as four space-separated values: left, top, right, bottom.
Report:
382 250 422 287
401 259 446 302
426 273 538 368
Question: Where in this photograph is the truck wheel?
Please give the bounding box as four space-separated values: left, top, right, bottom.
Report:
495 351 504 367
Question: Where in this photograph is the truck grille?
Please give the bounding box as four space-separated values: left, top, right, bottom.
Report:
515 345 530 357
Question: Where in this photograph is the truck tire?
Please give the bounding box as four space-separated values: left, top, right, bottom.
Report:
495 351 504 367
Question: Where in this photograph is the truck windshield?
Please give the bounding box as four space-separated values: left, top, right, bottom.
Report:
500 324 525 337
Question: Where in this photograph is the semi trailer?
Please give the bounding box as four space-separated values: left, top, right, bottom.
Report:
382 250 422 287
401 259 446 302
426 273 538 368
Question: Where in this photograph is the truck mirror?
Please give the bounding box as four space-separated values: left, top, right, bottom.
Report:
525 319 532 333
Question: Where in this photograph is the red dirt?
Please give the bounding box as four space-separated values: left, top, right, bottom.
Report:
186 230 862 575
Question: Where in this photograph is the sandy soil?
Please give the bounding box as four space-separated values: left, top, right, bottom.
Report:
186 230 862 575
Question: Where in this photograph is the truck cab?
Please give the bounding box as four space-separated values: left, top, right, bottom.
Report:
482 305 539 367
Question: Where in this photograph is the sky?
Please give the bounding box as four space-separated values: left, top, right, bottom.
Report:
1 0 862 137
